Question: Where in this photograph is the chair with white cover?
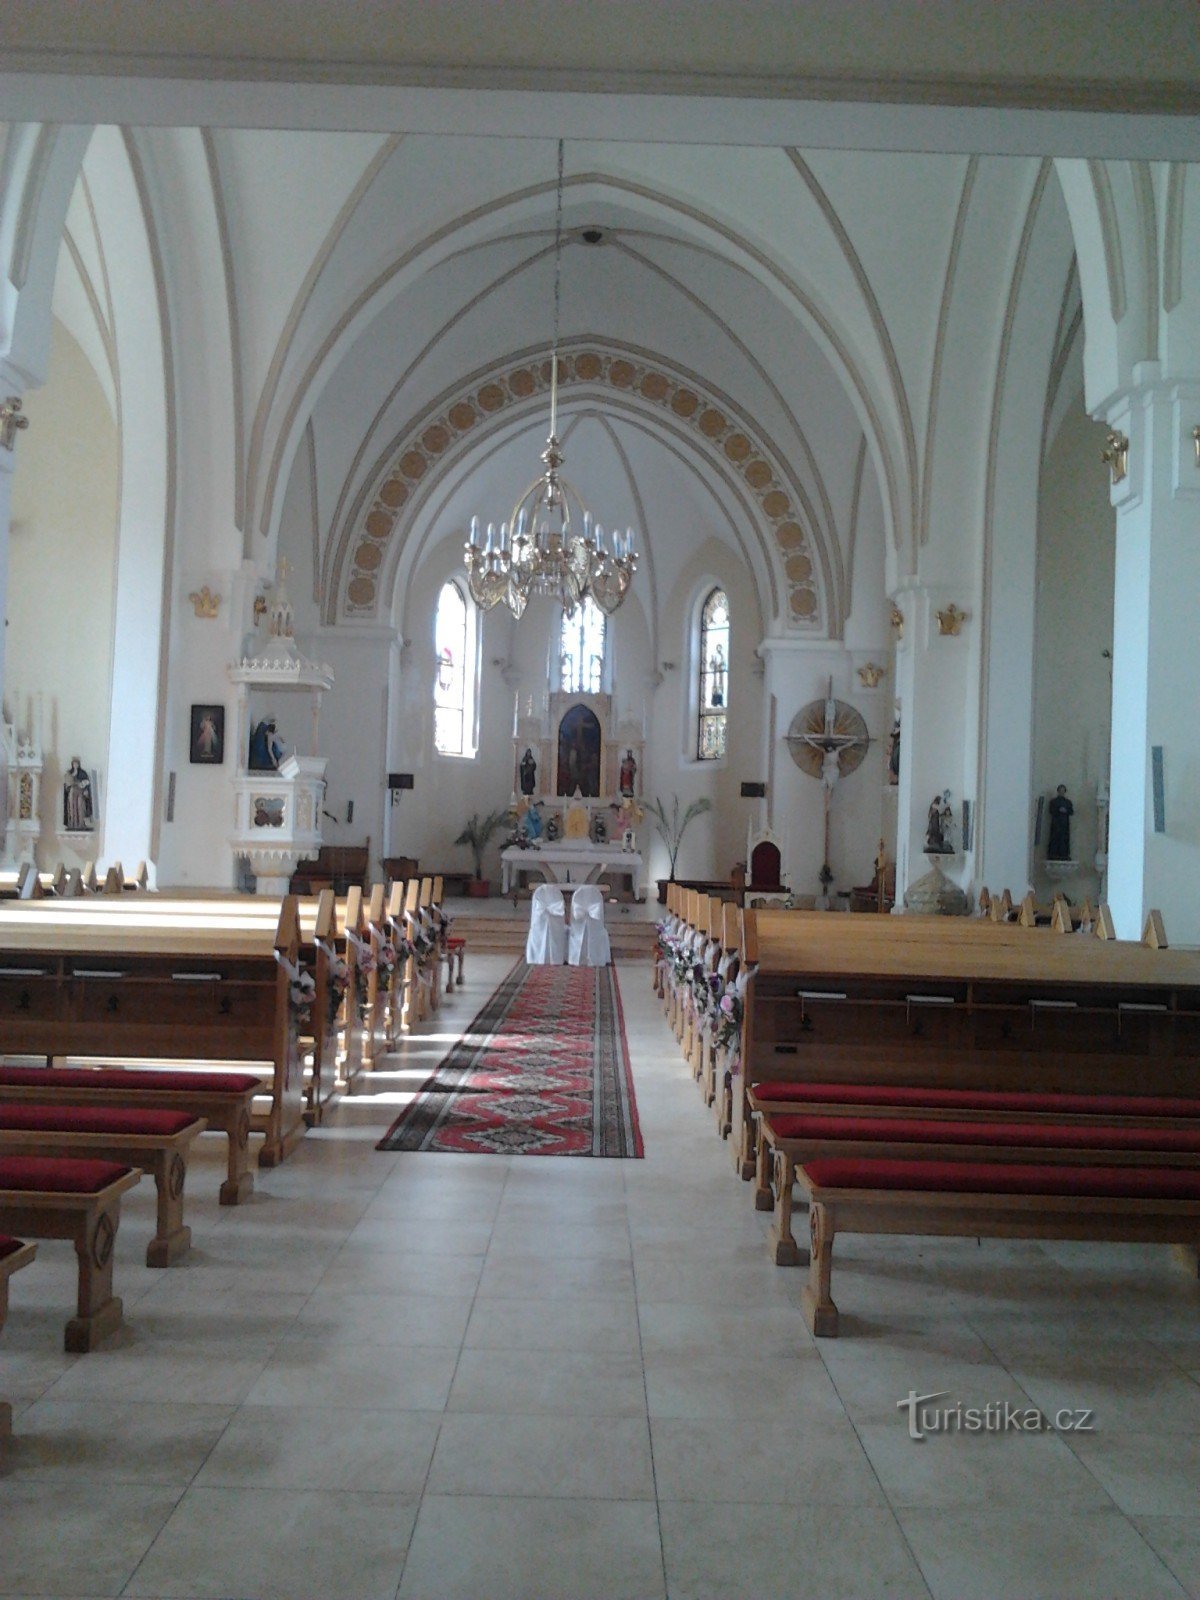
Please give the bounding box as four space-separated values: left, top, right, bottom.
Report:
568 884 611 967
526 883 567 965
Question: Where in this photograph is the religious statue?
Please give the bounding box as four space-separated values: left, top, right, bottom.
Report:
62 757 93 832
886 714 900 786
591 811 608 844
925 794 952 854
1047 784 1074 860
521 802 543 842
619 748 637 797
519 747 537 796
248 717 285 772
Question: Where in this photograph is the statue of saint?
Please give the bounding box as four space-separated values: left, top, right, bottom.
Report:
619 749 637 796
62 758 93 832
1047 785 1074 860
519 747 537 796
925 795 947 853
248 717 284 771
886 715 900 785
521 803 543 842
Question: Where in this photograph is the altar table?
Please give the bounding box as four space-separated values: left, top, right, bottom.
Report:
501 843 644 899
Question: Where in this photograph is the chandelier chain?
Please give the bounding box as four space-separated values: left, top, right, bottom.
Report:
550 138 564 438
461 136 636 622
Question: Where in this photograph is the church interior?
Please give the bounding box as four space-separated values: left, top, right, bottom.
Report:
3 5 1200 1597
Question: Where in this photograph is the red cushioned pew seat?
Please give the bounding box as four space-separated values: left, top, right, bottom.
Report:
765 1112 1200 1158
749 1080 1200 1123
0 1154 141 1350
0 1064 263 1205
794 1155 1200 1338
0 1106 208 1266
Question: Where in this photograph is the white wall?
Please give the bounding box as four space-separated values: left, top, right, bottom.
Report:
6 316 118 866
1030 402 1115 904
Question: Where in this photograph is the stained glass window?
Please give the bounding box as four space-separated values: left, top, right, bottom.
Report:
560 597 606 694
698 587 729 760
434 579 469 755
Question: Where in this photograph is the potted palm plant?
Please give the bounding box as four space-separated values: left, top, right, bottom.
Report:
454 808 509 897
647 794 713 903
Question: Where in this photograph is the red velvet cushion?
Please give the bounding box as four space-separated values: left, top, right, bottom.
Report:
0 1155 133 1194
752 1080 1200 1119
802 1156 1200 1200
0 1106 196 1137
766 1113 1200 1153
0 1234 25 1260
0 1065 263 1095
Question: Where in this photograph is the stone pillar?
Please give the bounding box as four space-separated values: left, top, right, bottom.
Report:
1103 364 1200 942
890 583 973 906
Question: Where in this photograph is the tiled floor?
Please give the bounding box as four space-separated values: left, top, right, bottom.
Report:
2 954 1199 1599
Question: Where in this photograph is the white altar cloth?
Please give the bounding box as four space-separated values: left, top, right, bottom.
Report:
501 842 644 899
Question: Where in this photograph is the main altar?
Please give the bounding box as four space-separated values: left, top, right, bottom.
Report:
505 690 646 898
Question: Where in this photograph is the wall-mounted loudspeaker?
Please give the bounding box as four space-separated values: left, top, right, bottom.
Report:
740 781 767 798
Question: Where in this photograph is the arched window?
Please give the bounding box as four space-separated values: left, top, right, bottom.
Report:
697 587 729 760
434 579 476 757
560 597 606 695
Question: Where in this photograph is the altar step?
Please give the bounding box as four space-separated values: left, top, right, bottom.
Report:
445 909 658 959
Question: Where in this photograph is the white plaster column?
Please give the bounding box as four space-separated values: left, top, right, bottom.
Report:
0 363 27 720
1103 366 1200 942
890 584 974 903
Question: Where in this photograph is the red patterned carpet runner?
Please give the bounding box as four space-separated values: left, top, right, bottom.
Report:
377 962 643 1157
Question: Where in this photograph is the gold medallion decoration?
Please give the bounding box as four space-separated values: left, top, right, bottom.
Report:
343 347 824 630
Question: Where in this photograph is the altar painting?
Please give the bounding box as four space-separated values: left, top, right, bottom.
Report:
556 705 602 797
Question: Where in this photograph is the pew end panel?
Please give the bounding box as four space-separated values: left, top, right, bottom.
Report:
0 1161 142 1351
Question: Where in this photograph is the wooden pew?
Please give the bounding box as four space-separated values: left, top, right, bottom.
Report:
0 1106 206 1264
0 1156 141 1350
360 884 389 1068
734 908 1200 1181
0 896 306 1170
797 1156 1200 1336
0 1235 37 1442
756 1100 1200 1265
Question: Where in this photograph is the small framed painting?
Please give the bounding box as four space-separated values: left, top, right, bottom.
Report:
190 704 225 765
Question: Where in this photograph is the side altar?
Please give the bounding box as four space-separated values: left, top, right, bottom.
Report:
228 570 334 895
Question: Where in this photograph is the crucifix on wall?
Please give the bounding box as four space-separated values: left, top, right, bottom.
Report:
785 678 870 903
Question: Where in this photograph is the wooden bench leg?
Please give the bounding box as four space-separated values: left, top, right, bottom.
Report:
754 1126 774 1212
0 1275 11 1442
66 1202 124 1352
220 1107 254 1205
769 1150 802 1266
736 1110 756 1182
147 1151 192 1267
801 1202 839 1337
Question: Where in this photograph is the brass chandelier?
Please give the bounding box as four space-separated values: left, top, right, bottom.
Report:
463 141 637 621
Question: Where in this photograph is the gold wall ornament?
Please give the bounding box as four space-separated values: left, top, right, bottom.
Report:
1101 428 1129 485
889 603 904 640
0 396 29 452
857 662 885 688
188 585 221 619
935 603 967 636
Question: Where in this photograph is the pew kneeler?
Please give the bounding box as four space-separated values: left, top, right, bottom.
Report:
0 1235 37 1441
0 1106 207 1265
795 1156 1200 1337
0 1065 264 1205
0 1156 141 1351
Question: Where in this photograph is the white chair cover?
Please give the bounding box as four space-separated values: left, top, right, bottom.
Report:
526 882 567 965
568 884 611 967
